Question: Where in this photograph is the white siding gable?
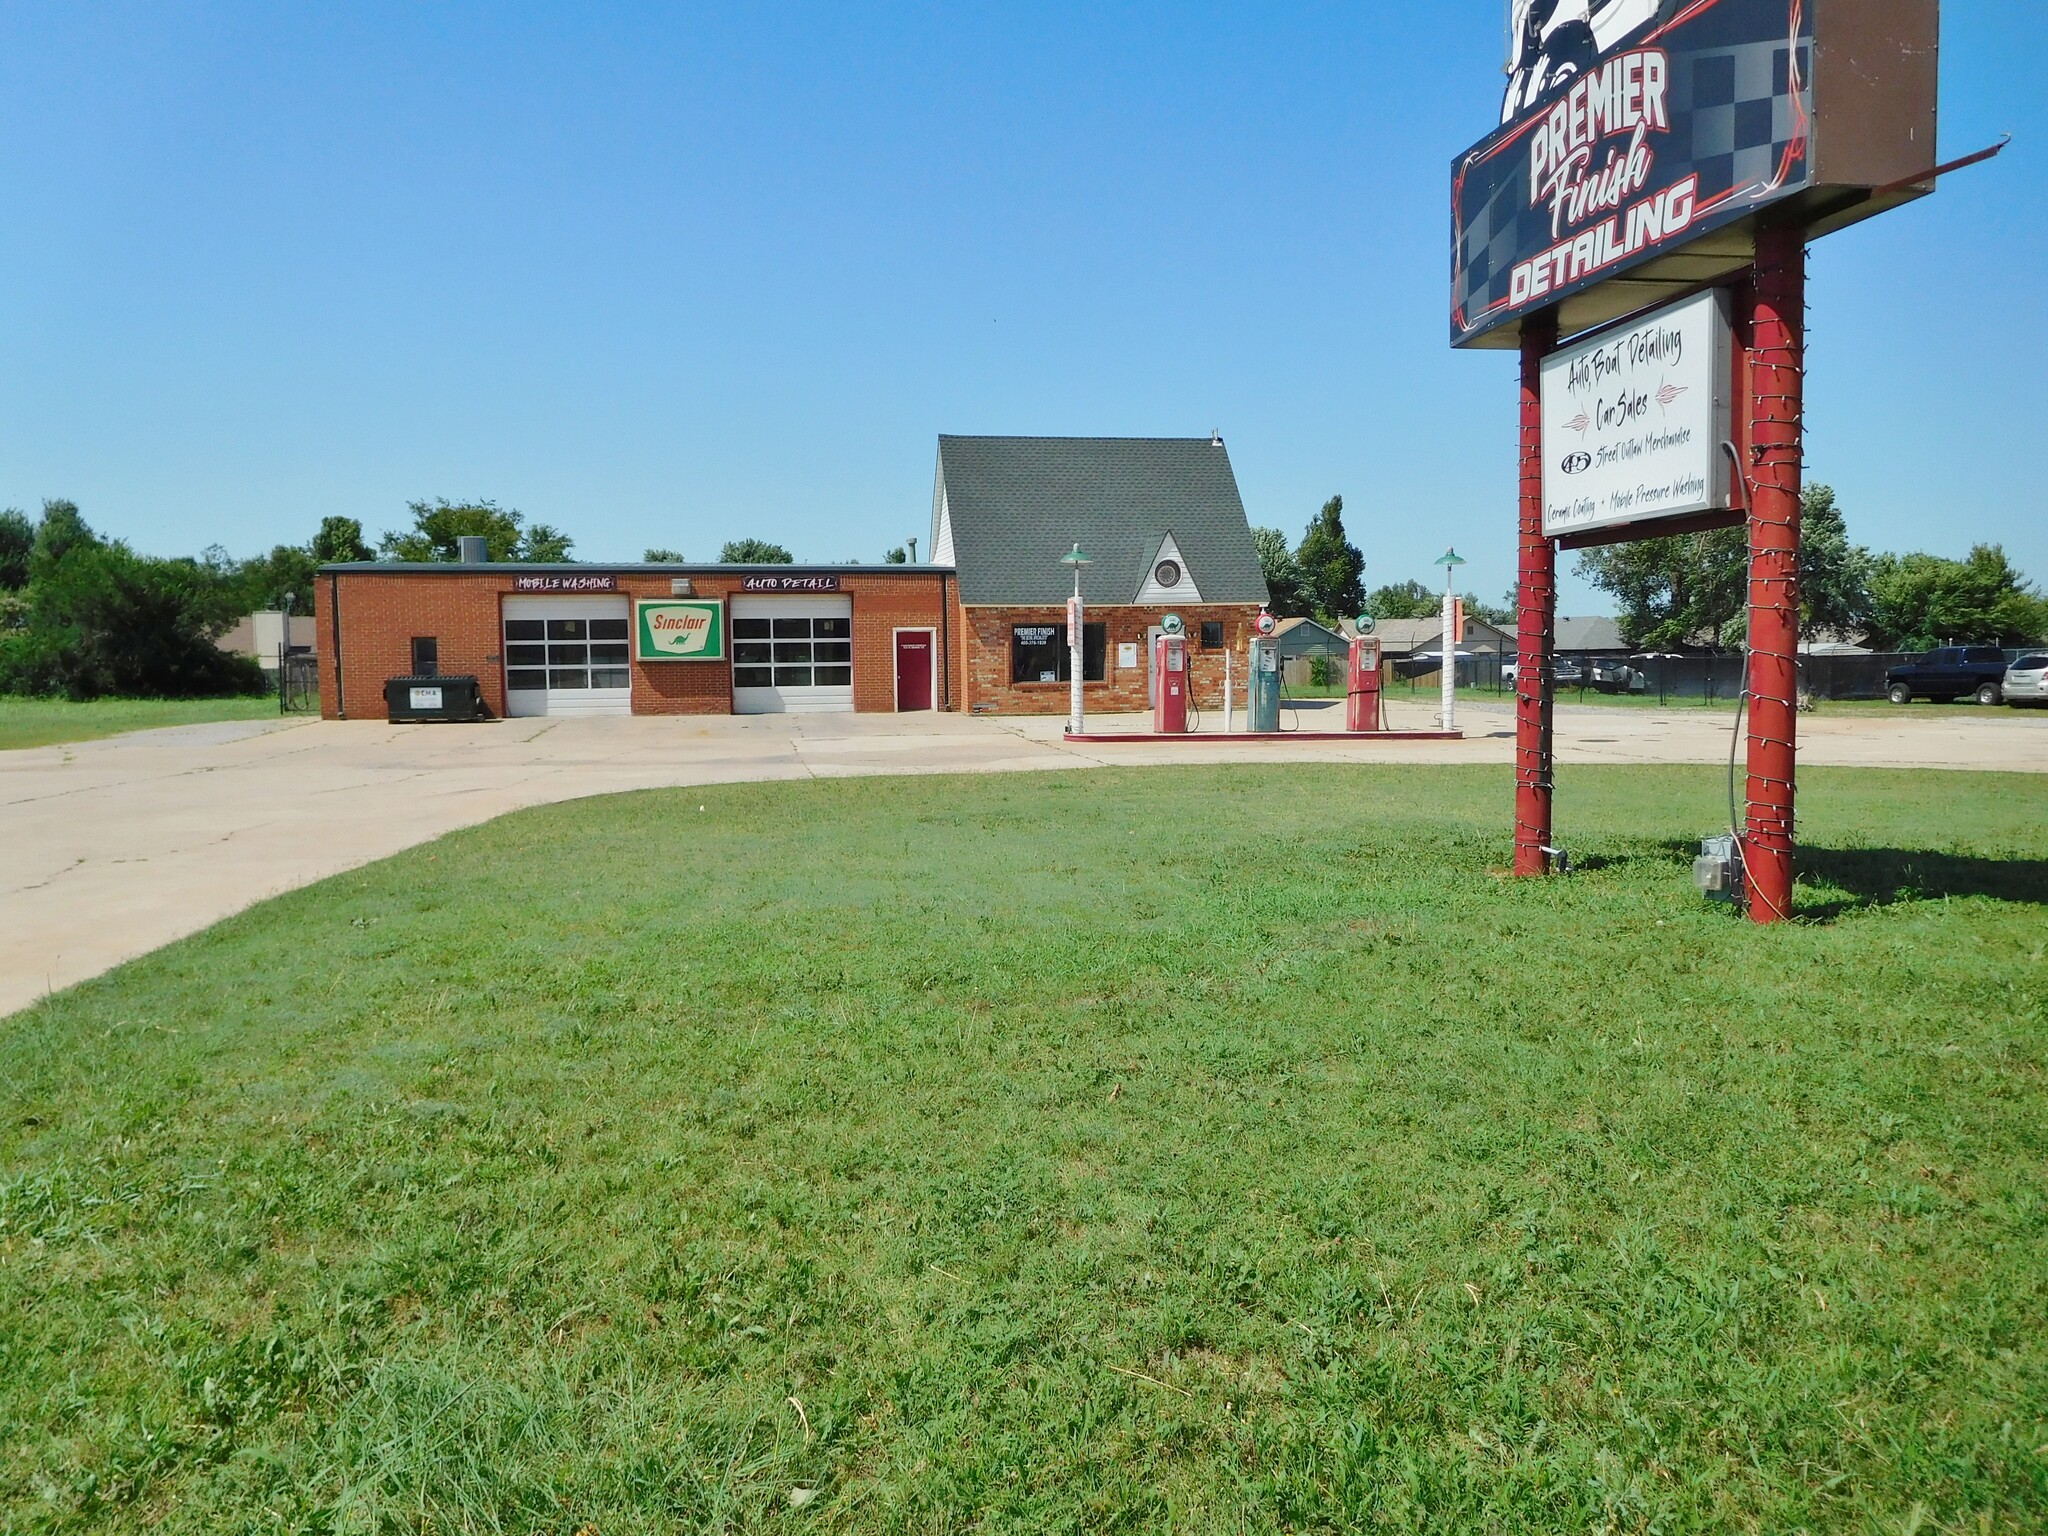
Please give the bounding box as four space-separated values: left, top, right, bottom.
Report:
932 490 956 567
1134 531 1203 603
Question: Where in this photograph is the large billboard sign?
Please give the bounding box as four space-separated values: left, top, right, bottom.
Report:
1541 289 1732 541
1453 0 1939 349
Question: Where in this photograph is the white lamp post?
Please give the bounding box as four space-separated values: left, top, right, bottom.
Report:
1435 547 1467 732
1061 542 1092 735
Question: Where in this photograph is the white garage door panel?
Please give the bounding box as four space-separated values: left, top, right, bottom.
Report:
503 596 633 717
730 595 854 715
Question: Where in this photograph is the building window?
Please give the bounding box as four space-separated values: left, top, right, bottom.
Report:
411 636 439 675
1199 621 1224 649
504 616 629 692
733 614 853 690
1011 623 1105 683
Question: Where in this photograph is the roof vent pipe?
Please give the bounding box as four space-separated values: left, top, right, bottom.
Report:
457 535 488 564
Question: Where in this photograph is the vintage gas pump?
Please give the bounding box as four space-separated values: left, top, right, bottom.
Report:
1246 609 1281 732
1347 623 1385 732
1152 613 1190 733
1146 614 1196 733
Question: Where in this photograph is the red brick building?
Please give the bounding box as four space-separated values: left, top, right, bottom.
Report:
315 564 955 719
315 435 1271 720
933 435 1271 715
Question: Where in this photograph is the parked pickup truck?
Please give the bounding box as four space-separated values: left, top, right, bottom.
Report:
1885 646 2011 706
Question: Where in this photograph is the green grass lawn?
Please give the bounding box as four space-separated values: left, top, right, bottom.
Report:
3 765 2044 1532
0 695 285 751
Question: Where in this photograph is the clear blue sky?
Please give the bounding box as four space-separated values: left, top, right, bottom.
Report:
3 4 2041 611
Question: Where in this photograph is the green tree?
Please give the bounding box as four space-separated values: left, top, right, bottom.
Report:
1364 580 1437 621
521 524 574 562
1250 527 1306 616
719 538 794 564
1 504 264 699
1295 496 1365 622
31 499 98 573
1466 588 1516 629
378 499 574 563
231 545 318 612
884 546 908 565
0 509 31 591
1576 527 1747 651
1867 545 2048 650
642 547 686 562
1797 484 1873 641
1582 482 1884 650
311 516 373 564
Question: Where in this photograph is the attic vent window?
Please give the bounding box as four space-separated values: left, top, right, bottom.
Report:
1153 559 1182 588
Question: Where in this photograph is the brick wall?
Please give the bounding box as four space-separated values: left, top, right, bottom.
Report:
959 604 1263 715
316 569 953 719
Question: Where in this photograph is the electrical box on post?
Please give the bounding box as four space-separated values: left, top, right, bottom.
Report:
1347 635 1384 732
1693 835 1744 903
1152 633 1189 733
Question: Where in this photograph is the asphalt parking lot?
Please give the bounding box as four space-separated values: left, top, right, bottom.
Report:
3 698 2042 1016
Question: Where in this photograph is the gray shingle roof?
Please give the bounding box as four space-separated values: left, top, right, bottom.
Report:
933 435 1269 606
1555 616 1628 652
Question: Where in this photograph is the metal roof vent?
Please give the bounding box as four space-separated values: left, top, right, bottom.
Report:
456 535 489 564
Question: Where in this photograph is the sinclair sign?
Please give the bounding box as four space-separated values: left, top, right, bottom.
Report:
1453 0 1939 348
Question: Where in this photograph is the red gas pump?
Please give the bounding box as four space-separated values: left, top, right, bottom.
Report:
1153 631 1190 733
1347 634 1384 732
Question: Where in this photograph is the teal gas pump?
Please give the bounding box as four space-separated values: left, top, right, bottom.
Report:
1247 610 1281 732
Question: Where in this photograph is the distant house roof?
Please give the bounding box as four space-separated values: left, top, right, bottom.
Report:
931 435 1269 607
1555 616 1628 652
1356 616 1515 655
1274 616 1348 657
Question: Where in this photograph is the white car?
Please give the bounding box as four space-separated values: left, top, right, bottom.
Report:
2004 654 2048 707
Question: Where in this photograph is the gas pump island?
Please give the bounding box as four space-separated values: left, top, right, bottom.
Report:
1067 605 1433 742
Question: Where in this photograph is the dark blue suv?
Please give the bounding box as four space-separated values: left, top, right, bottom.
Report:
1885 647 2011 706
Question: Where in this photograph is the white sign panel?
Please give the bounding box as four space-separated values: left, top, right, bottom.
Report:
409 686 443 710
1542 289 1730 540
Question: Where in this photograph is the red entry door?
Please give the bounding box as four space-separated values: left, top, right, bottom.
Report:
895 630 934 710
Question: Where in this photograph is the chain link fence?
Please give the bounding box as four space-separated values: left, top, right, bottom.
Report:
1297 648 2043 705
279 651 320 713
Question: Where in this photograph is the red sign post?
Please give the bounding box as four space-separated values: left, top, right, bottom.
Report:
1463 0 1961 921
1740 225 1805 923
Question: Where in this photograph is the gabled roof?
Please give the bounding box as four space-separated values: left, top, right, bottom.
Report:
932 435 1269 606
1555 616 1628 652
1274 616 1348 657
1365 618 1446 655
1354 616 1515 655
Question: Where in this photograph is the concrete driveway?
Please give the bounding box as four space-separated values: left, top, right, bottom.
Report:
4 698 2042 1017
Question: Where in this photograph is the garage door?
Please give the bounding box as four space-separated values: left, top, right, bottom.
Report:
503 596 633 717
731 595 854 714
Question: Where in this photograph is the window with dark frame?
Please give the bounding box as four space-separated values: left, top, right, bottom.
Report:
502 616 629 692
1199 621 1224 650
410 637 438 676
731 614 853 691
1011 623 1105 684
